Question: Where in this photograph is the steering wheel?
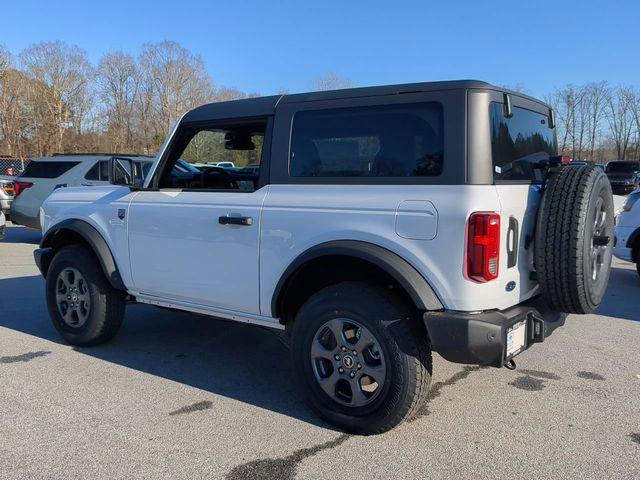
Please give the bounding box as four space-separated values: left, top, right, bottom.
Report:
203 167 238 189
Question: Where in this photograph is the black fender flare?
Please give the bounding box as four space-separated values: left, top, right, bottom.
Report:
271 240 443 316
38 219 126 290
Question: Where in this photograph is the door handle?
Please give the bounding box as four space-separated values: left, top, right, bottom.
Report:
219 215 253 226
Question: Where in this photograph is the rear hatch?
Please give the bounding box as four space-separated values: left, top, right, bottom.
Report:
487 101 557 304
12 159 80 218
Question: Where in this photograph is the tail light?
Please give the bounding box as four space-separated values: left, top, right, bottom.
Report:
1 183 14 196
466 212 501 282
13 181 33 197
623 192 640 212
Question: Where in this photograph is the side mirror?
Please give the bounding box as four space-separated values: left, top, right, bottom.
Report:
108 157 141 187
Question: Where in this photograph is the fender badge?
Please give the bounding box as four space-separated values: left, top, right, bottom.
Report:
506 281 516 292
117 209 126 220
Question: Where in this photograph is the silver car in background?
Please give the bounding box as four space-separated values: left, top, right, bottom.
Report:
0 210 5 239
0 177 14 218
10 154 153 229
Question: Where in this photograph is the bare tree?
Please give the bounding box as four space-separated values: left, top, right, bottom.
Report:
0 47 28 156
139 41 214 145
97 51 140 151
311 72 352 91
0 45 10 79
213 86 249 102
584 82 609 162
547 85 579 155
606 86 635 159
19 41 93 154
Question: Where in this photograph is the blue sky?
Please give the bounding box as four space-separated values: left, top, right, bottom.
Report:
2 0 639 98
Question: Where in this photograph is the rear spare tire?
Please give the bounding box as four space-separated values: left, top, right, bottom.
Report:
535 165 614 314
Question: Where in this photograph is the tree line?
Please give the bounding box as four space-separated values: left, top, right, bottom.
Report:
546 82 640 162
1 40 639 163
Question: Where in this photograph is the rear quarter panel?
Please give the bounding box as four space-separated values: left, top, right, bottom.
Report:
260 184 528 314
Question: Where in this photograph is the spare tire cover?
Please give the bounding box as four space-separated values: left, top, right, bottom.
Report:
534 165 614 314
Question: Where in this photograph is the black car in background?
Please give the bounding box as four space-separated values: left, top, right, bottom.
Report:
605 160 640 195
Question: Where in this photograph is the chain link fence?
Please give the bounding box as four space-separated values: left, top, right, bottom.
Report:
0 157 30 177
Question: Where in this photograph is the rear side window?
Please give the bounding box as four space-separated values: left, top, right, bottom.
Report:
290 103 444 177
84 161 109 181
490 103 557 182
21 161 80 179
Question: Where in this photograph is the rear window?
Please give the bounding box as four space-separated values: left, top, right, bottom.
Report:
606 162 640 174
21 161 80 179
290 103 444 177
490 103 557 182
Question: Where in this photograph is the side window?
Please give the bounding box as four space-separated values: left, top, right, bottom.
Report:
99 160 109 180
133 161 152 183
113 158 134 185
158 121 266 191
85 162 100 180
21 161 80 178
289 103 444 177
85 161 110 181
490 102 558 182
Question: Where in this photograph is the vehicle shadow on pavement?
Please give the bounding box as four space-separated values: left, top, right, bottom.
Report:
1 223 41 244
595 265 640 322
0 274 333 429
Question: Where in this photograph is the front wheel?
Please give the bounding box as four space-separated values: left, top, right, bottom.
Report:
290 282 432 435
46 245 125 346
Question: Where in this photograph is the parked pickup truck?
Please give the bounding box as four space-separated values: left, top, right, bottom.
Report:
34 80 614 434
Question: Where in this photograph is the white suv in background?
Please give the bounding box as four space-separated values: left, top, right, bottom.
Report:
10 154 153 229
613 189 640 276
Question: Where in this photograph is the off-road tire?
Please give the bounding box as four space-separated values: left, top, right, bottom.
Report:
535 165 614 314
46 245 125 346
290 282 432 435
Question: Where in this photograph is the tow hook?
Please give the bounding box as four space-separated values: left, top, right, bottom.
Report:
505 359 516 370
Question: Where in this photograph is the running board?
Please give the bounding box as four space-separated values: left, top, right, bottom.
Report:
134 293 284 330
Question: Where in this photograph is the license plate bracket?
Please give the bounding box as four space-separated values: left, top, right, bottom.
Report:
506 319 527 359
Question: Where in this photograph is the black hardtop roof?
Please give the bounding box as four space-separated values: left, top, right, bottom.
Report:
181 80 550 123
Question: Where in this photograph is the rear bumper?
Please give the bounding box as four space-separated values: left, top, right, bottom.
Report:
9 207 40 230
1 198 11 214
423 296 566 368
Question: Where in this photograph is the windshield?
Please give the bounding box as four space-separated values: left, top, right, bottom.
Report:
606 162 639 174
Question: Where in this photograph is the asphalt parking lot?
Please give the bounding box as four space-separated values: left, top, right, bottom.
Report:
0 222 639 480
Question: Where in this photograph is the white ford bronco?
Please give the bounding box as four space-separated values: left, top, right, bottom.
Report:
35 80 614 434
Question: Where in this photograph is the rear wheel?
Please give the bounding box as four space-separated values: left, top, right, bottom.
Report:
535 165 614 313
290 282 432 435
46 245 125 346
